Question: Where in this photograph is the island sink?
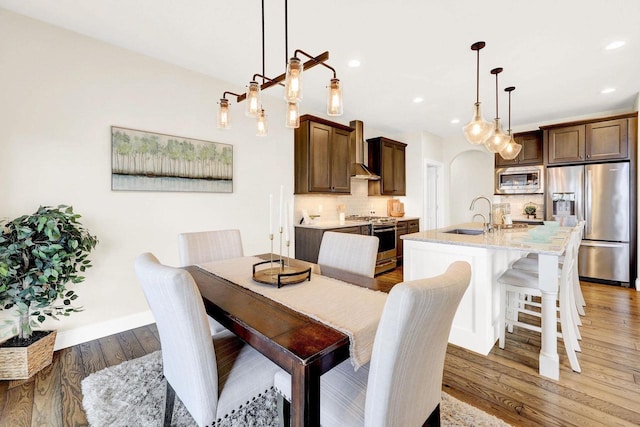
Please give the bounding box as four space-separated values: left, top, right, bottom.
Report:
444 228 484 235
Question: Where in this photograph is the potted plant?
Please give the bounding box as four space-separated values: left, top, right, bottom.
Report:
0 205 98 379
524 202 537 219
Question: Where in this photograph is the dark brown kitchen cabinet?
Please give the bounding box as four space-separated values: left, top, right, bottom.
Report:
294 225 371 264
396 219 419 266
545 115 635 164
294 115 353 194
367 137 407 196
495 130 543 166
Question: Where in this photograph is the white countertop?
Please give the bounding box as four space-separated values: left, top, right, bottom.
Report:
401 222 570 255
294 220 371 229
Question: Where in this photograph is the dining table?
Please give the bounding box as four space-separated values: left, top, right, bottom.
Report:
184 254 390 427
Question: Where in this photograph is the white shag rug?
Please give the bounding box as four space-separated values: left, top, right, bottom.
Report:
81 351 511 427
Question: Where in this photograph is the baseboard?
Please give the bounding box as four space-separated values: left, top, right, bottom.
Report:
53 310 155 350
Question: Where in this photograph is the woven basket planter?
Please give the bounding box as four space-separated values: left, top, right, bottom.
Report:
0 330 57 380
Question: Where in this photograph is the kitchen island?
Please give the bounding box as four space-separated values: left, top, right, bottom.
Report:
401 223 571 380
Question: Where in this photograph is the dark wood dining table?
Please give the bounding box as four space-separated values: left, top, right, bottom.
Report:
184 254 389 427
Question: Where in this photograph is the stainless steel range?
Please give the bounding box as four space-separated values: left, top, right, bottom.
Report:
345 215 397 275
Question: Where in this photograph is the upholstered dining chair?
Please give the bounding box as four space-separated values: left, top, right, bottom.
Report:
134 253 281 427
178 229 244 334
317 231 379 278
274 261 472 427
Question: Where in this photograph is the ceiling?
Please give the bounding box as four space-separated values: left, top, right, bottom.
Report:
1 0 639 138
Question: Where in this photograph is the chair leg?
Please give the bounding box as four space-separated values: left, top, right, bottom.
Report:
559 283 581 372
422 403 441 427
164 380 176 427
499 284 507 349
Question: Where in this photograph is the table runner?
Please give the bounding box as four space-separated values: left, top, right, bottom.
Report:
197 256 388 370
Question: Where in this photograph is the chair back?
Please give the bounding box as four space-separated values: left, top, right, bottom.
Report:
134 253 218 425
178 229 243 266
317 231 379 278
364 261 471 427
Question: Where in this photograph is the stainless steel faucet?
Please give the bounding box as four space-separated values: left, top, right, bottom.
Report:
470 196 493 232
472 213 489 233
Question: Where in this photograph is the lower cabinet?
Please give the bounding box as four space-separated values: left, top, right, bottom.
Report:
294 225 371 264
396 219 420 266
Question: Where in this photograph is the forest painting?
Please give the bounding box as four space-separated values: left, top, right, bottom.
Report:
111 127 233 193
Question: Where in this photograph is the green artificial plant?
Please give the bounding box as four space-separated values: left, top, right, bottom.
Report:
0 205 98 341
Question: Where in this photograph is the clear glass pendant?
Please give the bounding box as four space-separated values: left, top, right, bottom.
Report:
245 81 261 117
256 109 268 136
484 118 511 153
285 102 300 128
327 78 343 116
499 134 522 160
217 98 230 129
463 103 493 145
284 57 303 102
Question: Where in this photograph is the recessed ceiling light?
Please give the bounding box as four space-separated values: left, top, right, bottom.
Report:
605 40 625 50
413 97 424 103
601 87 616 94
450 118 460 124
347 59 361 68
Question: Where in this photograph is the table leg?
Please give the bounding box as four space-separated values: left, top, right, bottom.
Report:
291 364 321 427
538 254 560 380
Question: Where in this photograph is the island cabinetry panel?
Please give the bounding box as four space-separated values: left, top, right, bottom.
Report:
294 225 370 264
294 115 353 194
545 114 635 164
403 240 520 355
495 130 543 166
396 219 419 266
367 137 407 196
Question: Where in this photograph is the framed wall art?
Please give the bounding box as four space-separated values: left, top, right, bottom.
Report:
111 126 233 193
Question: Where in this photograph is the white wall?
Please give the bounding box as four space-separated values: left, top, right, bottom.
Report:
0 9 300 348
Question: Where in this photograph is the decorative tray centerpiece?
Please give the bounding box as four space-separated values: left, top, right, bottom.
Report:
252 259 311 288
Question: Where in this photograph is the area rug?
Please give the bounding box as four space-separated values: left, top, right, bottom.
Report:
81 351 511 427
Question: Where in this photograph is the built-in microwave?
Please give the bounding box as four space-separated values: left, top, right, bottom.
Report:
495 165 544 194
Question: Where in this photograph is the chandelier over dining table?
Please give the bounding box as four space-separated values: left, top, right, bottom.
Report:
217 0 344 135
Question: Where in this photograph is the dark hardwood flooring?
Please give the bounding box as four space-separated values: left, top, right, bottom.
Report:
1 267 639 426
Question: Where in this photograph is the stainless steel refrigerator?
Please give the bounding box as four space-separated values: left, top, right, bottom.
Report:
546 162 630 284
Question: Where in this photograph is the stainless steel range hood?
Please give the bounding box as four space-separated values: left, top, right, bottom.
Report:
350 120 380 180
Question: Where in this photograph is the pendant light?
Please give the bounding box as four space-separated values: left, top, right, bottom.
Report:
463 41 493 145
499 86 522 160
217 98 230 129
484 67 511 153
327 78 343 116
284 57 303 102
256 108 268 136
245 81 262 117
285 101 300 128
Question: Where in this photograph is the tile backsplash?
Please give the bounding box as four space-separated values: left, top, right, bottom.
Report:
493 194 545 221
294 179 392 223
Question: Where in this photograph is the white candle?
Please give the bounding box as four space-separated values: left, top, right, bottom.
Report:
279 185 284 229
284 201 289 241
269 194 273 235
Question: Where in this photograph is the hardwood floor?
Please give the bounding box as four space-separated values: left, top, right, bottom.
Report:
1 268 639 426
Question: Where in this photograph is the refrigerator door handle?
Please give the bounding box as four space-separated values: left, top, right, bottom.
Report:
585 169 592 235
581 241 627 248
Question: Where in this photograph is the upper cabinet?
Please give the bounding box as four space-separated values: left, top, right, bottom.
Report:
367 137 407 196
544 114 637 165
294 115 353 194
495 130 543 166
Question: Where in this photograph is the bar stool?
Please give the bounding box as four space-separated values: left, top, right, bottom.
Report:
497 228 581 372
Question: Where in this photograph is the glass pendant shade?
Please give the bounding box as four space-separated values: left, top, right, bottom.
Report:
499 134 522 160
463 102 493 144
217 98 230 129
484 118 511 153
285 102 300 128
245 81 261 117
327 78 343 116
256 109 268 136
284 57 303 102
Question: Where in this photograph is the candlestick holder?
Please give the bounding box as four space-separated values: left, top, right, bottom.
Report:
252 228 310 287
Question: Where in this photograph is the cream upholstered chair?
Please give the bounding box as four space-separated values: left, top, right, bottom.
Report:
275 261 471 427
497 226 582 372
178 229 243 334
134 253 281 427
317 231 379 278
178 229 244 266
